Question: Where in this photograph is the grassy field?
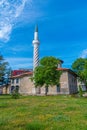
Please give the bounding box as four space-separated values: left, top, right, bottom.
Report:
0 95 87 130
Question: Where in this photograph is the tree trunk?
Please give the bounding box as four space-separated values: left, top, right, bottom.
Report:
45 86 48 96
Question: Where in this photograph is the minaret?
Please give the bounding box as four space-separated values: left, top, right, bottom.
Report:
32 25 40 70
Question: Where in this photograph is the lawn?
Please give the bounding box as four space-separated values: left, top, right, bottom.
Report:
0 95 87 130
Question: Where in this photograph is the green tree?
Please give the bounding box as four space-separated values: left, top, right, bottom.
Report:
79 85 83 97
0 54 10 87
72 58 87 90
32 56 62 95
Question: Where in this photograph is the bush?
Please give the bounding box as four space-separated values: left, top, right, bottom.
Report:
11 89 20 99
79 85 83 97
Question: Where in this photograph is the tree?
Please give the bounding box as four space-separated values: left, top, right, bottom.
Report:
32 56 62 95
79 85 83 97
72 58 87 89
0 54 10 88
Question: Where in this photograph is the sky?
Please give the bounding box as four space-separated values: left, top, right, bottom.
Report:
0 0 87 70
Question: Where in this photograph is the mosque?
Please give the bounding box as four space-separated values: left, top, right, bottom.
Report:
2 26 78 95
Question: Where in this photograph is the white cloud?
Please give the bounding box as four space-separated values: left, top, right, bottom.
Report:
0 0 50 42
0 24 12 42
15 0 27 18
0 0 31 42
80 49 87 58
8 45 32 52
6 57 33 69
15 1 49 27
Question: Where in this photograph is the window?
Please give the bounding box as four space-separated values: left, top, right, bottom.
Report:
11 86 19 93
11 86 15 93
56 85 60 92
16 86 19 92
16 78 19 84
12 79 14 84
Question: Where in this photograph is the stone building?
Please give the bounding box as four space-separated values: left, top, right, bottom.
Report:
8 66 78 95
1 26 78 95
58 68 78 94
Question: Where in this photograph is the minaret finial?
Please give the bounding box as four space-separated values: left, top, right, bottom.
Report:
35 25 38 32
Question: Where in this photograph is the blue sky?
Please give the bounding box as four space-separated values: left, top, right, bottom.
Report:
0 0 87 69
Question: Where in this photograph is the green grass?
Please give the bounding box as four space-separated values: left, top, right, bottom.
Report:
0 95 87 130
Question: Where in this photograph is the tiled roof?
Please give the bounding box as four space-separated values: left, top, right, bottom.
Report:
11 71 33 78
12 70 33 76
11 68 77 78
57 68 78 76
57 68 69 71
12 70 27 76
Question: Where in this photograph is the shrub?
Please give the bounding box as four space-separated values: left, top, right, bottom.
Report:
79 85 83 97
11 89 20 99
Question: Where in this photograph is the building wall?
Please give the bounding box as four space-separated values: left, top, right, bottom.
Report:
40 85 58 95
77 80 86 91
0 88 3 94
10 71 78 95
48 86 58 95
0 85 10 94
11 78 20 87
10 75 33 95
60 71 69 94
68 73 78 94
38 71 72 95
19 76 33 95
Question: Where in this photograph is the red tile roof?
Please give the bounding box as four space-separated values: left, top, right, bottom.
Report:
57 68 69 71
11 71 33 78
57 68 78 76
11 68 77 78
12 70 28 76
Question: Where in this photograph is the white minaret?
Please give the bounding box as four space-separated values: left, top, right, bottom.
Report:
32 25 40 70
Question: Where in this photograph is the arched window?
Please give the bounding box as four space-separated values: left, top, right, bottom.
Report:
11 86 15 93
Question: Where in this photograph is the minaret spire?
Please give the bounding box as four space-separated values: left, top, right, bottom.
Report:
35 25 38 32
32 25 40 70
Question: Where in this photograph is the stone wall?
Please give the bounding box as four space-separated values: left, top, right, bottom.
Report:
19 76 33 95
68 73 78 94
60 71 69 94
9 70 78 95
